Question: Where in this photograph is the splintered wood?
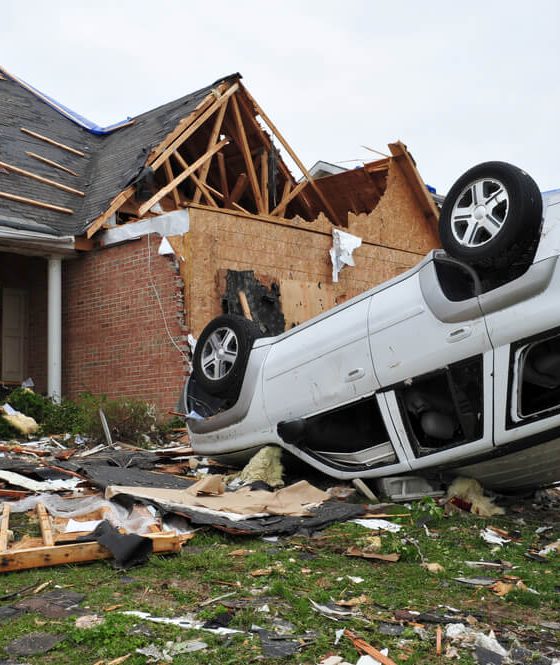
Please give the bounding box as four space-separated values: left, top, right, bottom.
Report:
0 502 187 573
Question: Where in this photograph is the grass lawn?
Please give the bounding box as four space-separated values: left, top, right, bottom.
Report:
0 497 558 664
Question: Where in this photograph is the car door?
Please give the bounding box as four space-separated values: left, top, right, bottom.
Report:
481 255 560 448
368 257 494 470
262 295 377 425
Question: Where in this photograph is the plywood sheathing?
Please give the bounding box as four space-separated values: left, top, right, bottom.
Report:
348 157 439 255
184 206 431 336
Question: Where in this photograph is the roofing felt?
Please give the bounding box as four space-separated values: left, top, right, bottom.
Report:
0 69 240 236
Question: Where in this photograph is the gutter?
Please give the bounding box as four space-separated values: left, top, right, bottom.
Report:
0 225 75 256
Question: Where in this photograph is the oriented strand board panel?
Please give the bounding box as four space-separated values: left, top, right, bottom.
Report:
185 207 431 337
280 280 336 329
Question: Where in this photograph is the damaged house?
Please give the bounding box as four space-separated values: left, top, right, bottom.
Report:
0 67 439 412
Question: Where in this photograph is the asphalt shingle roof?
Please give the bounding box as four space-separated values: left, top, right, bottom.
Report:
0 70 239 236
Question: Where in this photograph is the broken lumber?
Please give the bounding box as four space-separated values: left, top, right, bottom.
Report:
0 160 85 196
20 127 85 157
0 191 73 214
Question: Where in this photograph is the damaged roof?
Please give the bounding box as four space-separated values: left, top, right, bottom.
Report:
0 67 240 236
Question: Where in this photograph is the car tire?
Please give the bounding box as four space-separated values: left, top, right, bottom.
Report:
439 162 542 268
192 314 263 398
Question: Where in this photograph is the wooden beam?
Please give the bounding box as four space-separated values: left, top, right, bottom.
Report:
225 172 248 208
20 128 85 157
73 237 94 251
163 160 180 207
217 152 229 198
240 84 342 224
36 503 54 547
0 160 85 196
273 180 291 217
0 191 73 214
171 150 218 208
0 503 10 552
260 150 269 214
86 185 136 238
238 291 252 320
388 141 440 226
192 99 229 204
149 83 239 173
0 532 183 573
26 152 79 177
271 179 308 217
138 139 228 217
231 94 264 213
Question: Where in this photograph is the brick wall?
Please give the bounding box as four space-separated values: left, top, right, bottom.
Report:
63 235 188 413
0 252 47 391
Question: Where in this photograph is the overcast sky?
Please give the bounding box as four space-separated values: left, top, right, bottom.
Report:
2 0 558 194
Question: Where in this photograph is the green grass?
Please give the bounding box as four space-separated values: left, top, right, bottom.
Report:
0 500 558 664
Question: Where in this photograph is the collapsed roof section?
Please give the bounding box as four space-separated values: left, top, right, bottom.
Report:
0 67 439 241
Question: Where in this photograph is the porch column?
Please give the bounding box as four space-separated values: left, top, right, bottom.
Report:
47 257 62 402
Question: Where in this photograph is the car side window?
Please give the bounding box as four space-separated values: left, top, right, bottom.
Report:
512 331 560 423
393 356 484 455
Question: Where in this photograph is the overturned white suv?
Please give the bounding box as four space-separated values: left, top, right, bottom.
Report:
186 162 560 496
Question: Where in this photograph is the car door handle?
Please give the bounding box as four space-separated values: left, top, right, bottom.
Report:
345 368 366 382
447 326 472 342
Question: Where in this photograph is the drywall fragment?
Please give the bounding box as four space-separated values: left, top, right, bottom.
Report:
0 470 81 492
330 228 362 282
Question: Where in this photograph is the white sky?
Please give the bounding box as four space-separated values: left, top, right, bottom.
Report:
2 0 559 194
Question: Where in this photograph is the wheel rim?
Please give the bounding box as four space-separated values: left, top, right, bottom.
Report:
449 177 510 248
200 327 239 381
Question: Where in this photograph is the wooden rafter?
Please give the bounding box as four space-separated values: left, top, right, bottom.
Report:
20 127 85 157
26 152 79 177
138 138 229 217
217 152 229 198
171 150 218 208
0 503 10 552
231 94 264 213
192 99 229 204
86 185 135 238
163 159 180 207
260 149 269 214
0 191 73 214
225 173 249 209
149 83 238 173
240 83 342 224
271 179 307 216
0 160 85 196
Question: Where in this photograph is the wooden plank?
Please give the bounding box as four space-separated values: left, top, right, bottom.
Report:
388 141 440 226
231 94 264 213
217 152 229 198
26 151 80 177
0 533 183 573
149 83 238 173
192 99 229 204
271 179 307 217
171 151 218 207
20 127 85 157
238 291 252 320
225 172 248 208
0 191 73 214
240 84 342 224
86 185 135 238
273 180 291 217
163 160 180 207
0 504 10 552
0 160 85 196
139 139 228 217
36 503 54 547
147 97 213 162
260 149 269 214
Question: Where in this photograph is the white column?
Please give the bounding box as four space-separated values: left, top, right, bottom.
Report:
47 257 62 402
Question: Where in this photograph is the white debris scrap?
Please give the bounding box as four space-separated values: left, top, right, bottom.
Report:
352 518 402 533
480 528 510 547
330 228 362 282
121 611 242 635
